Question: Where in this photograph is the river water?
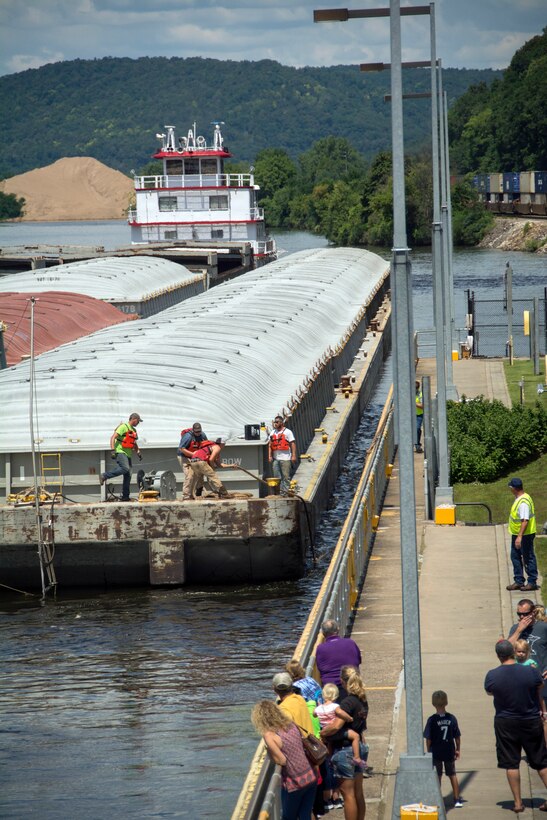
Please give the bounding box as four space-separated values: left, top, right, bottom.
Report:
1 224 545 818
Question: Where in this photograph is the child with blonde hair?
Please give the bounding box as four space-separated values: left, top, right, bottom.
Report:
515 638 538 667
314 683 366 768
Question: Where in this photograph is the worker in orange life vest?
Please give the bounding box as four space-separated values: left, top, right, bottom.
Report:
268 415 297 496
100 412 142 501
177 421 208 500
189 437 232 499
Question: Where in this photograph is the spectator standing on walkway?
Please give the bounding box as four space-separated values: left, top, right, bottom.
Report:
268 415 297 496
272 672 315 735
101 412 142 501
423 690 463 808
506 478 538 592
177 422 208 500
189 437 230 499
508 600 547 695
285 659 322 704
415 380 424 453
251 699 317 820
316 620 361 698
319 672 368 820
484 639 547 813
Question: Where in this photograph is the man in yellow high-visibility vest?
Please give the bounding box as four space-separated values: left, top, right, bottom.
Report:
506 477 538 592
415 380 424 454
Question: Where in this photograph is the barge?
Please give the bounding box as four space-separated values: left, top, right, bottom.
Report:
0 247 390 590
0 256 207 318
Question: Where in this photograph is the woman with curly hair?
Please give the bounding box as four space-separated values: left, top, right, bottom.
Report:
251 699 317 819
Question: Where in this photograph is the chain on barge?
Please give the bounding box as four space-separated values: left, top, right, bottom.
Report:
0 247 391 591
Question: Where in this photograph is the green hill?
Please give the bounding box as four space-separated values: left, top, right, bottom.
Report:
449 27 547 172
0 56 501 178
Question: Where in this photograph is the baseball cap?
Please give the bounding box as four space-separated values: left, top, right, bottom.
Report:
216 436 227 445
508 477 523 489
130 412 143 422
272 672 294 692
192 422 202 431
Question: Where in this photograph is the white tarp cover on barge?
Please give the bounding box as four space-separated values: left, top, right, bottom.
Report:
1 247 388 454
0 256 206 316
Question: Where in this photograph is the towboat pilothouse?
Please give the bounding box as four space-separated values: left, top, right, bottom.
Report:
128 122 277 266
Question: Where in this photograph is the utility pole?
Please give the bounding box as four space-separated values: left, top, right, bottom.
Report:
505 262 513 365
389 2 445 816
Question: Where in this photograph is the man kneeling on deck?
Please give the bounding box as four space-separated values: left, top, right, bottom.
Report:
189 437 231 499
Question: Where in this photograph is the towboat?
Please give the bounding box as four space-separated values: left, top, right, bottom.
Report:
128 122 277 266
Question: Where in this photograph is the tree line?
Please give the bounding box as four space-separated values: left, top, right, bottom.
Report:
0 56 500 179
448 27 547 173
249 137 492 247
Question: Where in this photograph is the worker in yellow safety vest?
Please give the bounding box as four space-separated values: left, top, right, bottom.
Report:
506 477 538 592
100 412 143 501
415 380 424 454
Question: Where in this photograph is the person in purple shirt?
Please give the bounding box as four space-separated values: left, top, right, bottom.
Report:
315 620 361 697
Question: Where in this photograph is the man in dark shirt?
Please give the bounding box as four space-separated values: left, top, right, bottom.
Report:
484 639 547 813
508 598 547 697
315 619 361 696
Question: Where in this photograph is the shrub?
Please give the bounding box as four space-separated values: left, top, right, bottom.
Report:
448 397 547 483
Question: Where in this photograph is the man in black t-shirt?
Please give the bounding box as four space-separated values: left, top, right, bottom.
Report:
508 599 547 697
485 639 547 813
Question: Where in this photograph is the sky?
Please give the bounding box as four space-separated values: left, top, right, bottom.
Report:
0 0 545 78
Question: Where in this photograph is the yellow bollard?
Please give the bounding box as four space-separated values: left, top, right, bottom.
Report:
435 505 456 525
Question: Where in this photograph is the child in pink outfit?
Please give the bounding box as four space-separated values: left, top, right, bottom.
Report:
314 683 366 768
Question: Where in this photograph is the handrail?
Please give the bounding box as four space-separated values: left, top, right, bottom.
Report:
134 173 254 189
454 501 493 525
231 388 395 820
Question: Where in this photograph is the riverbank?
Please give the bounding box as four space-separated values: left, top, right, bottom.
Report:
479 215 547 253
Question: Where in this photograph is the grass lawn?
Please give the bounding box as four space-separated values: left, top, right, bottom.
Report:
453 453 547 525
504 358 547 408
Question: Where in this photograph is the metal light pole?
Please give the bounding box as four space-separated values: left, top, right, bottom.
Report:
428 7 452 508
437 62 457 399
533 296 540 375
505 262 514 364
389 3 445 814
442 88 457 369
362 5 455 496
314 5 445 814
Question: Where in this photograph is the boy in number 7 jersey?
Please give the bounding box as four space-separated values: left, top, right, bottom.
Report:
423 690 463 808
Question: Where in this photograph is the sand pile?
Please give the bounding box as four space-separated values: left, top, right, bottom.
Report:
1 157 135 221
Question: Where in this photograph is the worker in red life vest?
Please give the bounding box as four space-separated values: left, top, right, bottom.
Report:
177 421 208 500
100 412 142 501
268 415 297 496
189 437 232 499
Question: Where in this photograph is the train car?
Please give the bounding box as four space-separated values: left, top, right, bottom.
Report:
472 171 547 217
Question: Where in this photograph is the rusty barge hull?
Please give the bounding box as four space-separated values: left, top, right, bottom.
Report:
0 498 302 588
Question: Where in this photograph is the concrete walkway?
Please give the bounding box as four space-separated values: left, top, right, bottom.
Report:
419 357 512 407
345 359 545 819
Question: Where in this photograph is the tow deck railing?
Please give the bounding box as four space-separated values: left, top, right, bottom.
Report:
231 388 395 820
